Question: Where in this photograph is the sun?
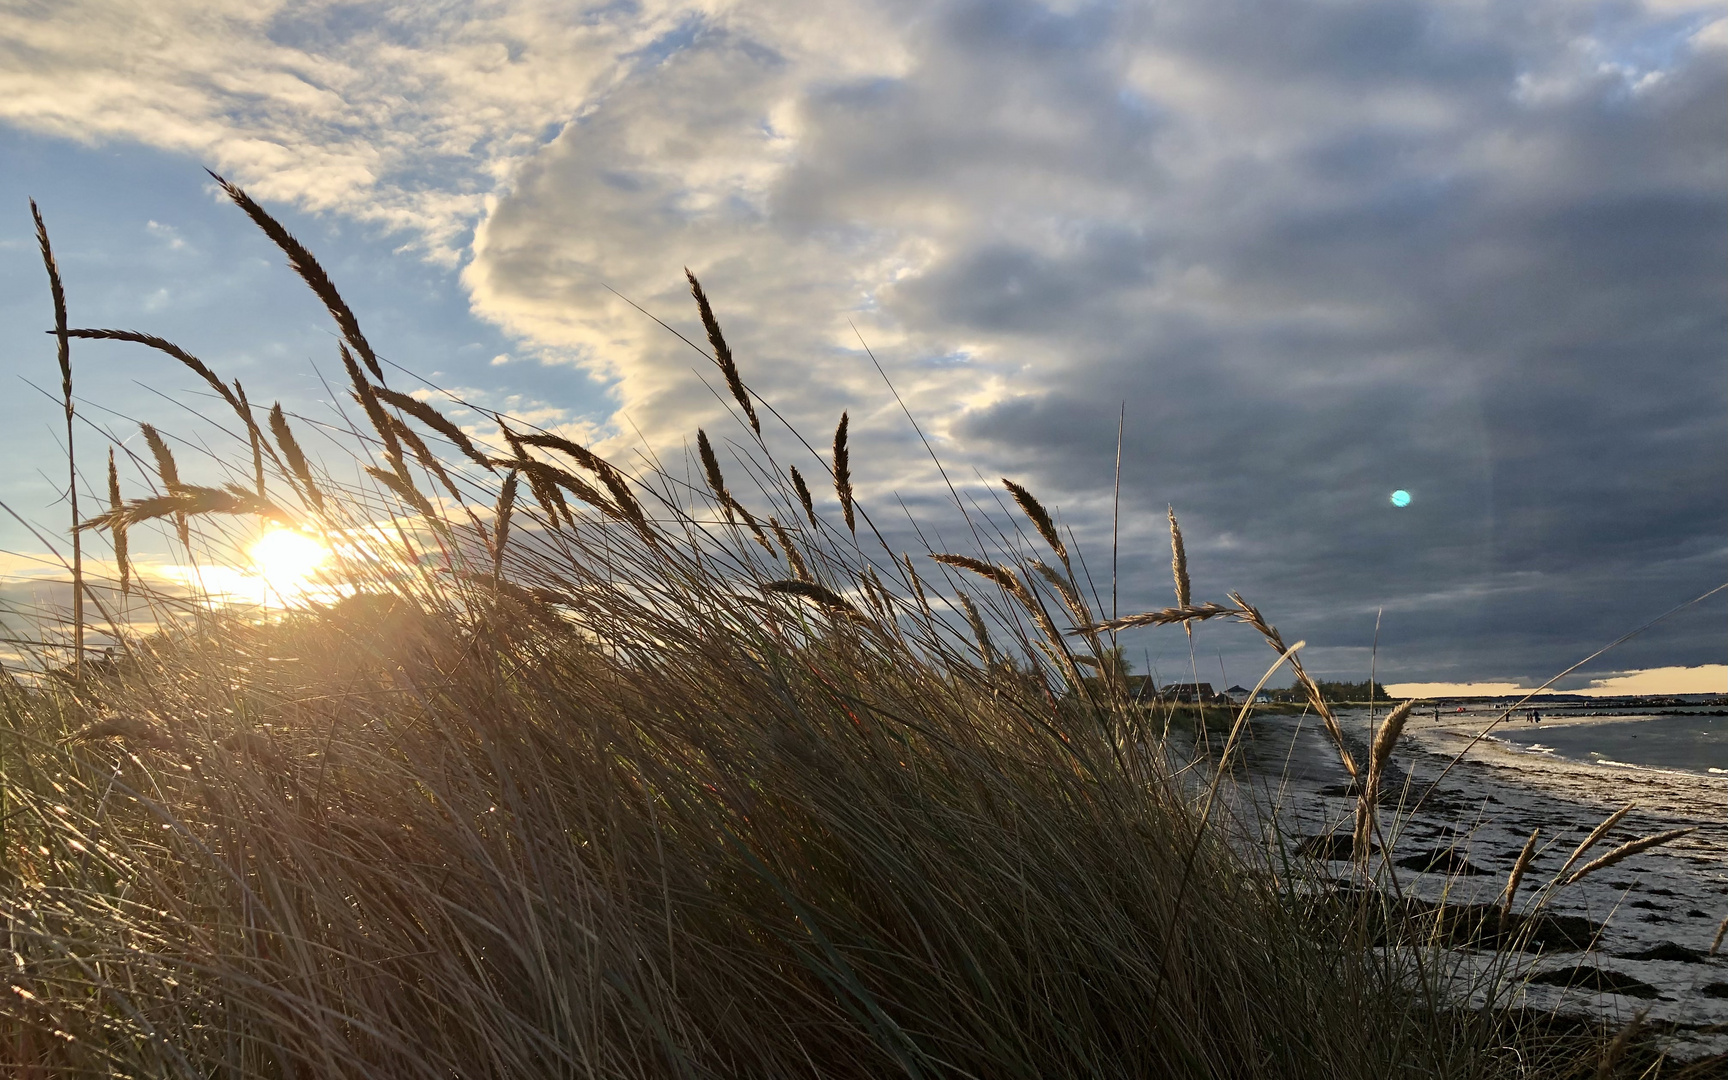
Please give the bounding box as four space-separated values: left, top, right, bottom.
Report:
249 528 330 597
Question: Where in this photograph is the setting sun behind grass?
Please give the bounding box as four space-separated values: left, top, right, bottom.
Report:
249 527 329 600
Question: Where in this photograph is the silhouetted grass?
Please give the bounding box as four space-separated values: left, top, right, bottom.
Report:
0 184 1676 1078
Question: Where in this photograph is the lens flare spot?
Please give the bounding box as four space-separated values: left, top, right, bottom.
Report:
250 528 329 595
1390 489 1412 508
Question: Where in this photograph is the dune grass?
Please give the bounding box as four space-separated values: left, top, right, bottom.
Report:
0 186 1679 1078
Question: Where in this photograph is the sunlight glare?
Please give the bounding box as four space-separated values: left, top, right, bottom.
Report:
250 528 330 598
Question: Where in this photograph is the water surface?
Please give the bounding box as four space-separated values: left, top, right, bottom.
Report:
1492 713 1728 775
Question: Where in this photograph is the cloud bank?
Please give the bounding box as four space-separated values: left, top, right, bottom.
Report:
2 0 1723 683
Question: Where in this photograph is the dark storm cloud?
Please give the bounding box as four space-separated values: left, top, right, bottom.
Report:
935 9 1727 683
461 0 1727 685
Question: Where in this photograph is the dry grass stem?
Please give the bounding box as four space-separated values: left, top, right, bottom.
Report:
697 428 730 507
269 403 325 513
1032 560 1092 629
903 552 932 619
1227 593 1361 779
492 469 518 577
1168 506 1192 641
1554 804 1636 883
685 269 759 435
106 448 128 595
732 498 773 553
234 381 266 497
373 385 494 472
66 328 246 419
211 171 385 381
515 458 573 530
82 485 289 532
862 566 894 622
1500 829 1541 920
930 552 1019 592
790 465 818 528
833 411 855 534
769 517 811 581
1562 827 1698 886
140 423 190 547
1004 479 1068 569
1085 602 1237 633
514 430 607 477
35 199 81 676
957 591 996 666
366 465 440 524
1595 1013 1645 1080
764 579 859 619
1356 700 1416 856
1370 700 1416 778
508 456 611 521
342 344 405 470
595 465 654 544
509 422 650 540
387 413 465 506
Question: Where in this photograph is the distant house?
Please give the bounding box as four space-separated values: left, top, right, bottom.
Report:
1161 682 1216 704
1124 675 1159 704
1223 684 1252 704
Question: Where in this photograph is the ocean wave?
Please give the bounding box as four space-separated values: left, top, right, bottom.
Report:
1581 755 1728 781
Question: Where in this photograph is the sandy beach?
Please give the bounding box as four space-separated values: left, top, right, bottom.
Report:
1224 705 1728 1061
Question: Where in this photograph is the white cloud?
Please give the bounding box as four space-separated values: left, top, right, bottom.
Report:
0 0 695 256
145 219 187 249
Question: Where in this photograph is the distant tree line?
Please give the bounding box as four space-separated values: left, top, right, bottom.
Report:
1269 679 1391 703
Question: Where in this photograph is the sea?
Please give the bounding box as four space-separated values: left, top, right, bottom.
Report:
1479 700 1728 777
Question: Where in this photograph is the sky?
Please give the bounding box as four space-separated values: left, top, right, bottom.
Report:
0 0 1724 693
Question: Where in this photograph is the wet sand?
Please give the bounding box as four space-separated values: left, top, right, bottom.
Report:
1223 706 1728 1060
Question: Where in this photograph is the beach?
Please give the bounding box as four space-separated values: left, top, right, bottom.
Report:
1228 704 1728 1060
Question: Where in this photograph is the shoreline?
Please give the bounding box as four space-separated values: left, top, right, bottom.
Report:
1225 707 1728 1061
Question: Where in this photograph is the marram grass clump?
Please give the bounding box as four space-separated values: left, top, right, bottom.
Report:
0 187 1649 1078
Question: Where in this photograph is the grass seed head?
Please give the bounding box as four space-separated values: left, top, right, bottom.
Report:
107 448 128 595
833 411 855 534
269 404 325 513
140 423 189 547
1563 827 1697 887
1004 479 1067 568
1168 504 1191 610
685 269 759 435
1500 828 1541 919
790 465 818 529
374 385 494 473
211 171 384 382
